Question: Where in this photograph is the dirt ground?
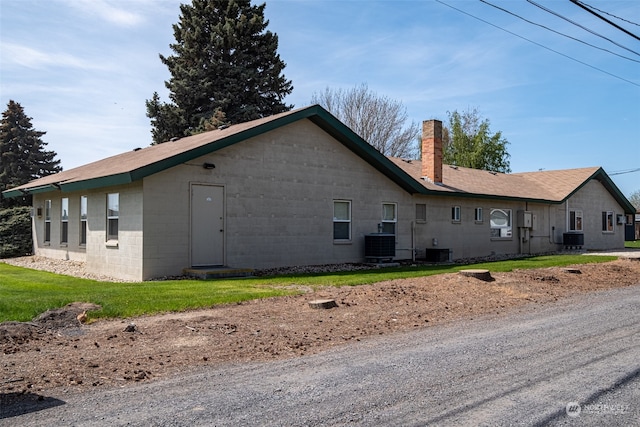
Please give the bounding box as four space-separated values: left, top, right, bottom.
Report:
1 259 639 397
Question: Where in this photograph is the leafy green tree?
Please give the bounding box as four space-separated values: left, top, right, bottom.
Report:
444 108 511 173
0 100 62 208
147 0 293 144
311 84 419 158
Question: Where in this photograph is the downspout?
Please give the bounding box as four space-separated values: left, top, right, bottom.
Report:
411 221 416 262
549 205 554 244
397 221 417 261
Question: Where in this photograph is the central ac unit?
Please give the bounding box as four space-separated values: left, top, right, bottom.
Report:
365 233 395 261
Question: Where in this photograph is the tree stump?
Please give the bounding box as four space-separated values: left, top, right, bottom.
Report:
459 269 493 282
308 299 338 309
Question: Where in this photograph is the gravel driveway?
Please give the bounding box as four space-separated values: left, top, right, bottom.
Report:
3 284 639 426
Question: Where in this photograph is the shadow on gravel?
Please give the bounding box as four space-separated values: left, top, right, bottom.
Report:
0 392 65 419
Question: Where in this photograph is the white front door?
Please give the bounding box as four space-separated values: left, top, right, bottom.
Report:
191 184 224 266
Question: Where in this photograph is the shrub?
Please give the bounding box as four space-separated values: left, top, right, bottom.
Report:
0 206 33 258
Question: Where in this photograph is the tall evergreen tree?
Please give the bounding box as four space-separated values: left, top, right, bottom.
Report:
0 101 61 257
0 100 62 208
147 0 293 144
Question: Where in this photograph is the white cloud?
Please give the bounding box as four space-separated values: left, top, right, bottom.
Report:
0 42 106 70
63 0 147 27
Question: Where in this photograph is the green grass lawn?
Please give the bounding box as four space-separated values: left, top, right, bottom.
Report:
625 240 640 249
0 254 617 323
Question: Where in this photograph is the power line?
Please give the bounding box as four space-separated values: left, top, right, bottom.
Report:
480 0 640 64
570 0 640 41
610 168 640 176
526 0 640 56
576 0 640 27
434 0 639 87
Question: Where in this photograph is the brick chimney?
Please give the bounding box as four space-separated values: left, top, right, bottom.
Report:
422 119 443 183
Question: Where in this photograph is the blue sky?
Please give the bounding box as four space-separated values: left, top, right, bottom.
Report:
1 0 638 197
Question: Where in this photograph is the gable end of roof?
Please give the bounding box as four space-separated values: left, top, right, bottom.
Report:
2 105 424 198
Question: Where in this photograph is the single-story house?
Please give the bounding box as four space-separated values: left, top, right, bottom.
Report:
3 105 635 281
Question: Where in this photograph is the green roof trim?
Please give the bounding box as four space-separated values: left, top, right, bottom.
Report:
2 105 424 198
568 167 635 214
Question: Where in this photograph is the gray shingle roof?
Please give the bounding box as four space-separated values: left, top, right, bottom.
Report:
3 105 634 213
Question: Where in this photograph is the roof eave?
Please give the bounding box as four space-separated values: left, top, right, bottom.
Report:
3 105 423 197
561 167 635 214
2 184 59 198
412 187 564 204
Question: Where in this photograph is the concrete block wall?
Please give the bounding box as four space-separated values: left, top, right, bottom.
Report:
142 119 415 277
89 182 144 281
414 196 524 260
564 180 625 250
32 193 87 262
32 182 144 281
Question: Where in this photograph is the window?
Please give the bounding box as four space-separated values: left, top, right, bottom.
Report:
333 200 351 241
569 210 583 231
107 193 119 241
382 203 397 234
415 204 426 223
44 199 52 243
490 208 512 238
451 206 461 222
60 198 69 244
474 207 483 223
602 211 614 233
80 195 87 245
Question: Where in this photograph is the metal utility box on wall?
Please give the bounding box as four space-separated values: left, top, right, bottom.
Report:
517 211 533 228
364 233 395 262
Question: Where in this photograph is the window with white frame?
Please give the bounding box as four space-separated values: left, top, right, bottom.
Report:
107 193 119 241
490 208 512 238
601 211 614 232
333 200 351 241
60 198 69 244
80 195 87 245
44 199 52 243
475 207 483 223
569 210 583 231
415 203 426 223
451 206 461 222
382 203 397 234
